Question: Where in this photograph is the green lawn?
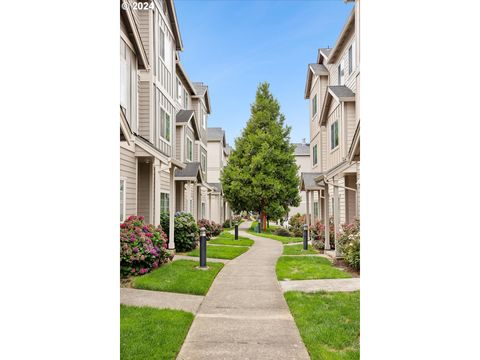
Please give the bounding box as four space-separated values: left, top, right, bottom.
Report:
276 256 351 280
284 291 360 360
283 244 318 255
187 244 249 259
247 222 302 244
120 305 194 360
132 260 223 295
209 232 254 246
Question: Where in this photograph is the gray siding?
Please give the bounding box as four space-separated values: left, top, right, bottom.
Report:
120 146 137 217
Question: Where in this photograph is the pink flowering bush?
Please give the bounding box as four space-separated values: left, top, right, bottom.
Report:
337 219 360 270
310 217 335 250
197 219 223 240
120 215 172 277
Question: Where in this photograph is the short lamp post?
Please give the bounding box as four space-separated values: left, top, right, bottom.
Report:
234 222 239 240
199 227 207 268
303 224 308 251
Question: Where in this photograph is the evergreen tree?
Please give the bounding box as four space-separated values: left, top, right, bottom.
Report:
221 82 300 228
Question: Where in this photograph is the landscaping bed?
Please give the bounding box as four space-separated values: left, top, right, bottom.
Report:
276 256 351 281
186 244 249 260
284 291 360 360
120 305 194 360
131 260 223 295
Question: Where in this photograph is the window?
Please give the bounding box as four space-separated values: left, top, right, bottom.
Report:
187 137 193 161
165 34 172 69
313 144 318 165
159 28 165 61
189 199 193 213
201 202 206 219
314 202 319 218
160 109 171 142
330 120 339 150
337 64 344 85
312 94 317 116
160 193 169 214
201 153 207 172
177 78 182 102
120 39 137 131
120 179 126 222
183 88 188 109
348 45 353 74
202 113 207 129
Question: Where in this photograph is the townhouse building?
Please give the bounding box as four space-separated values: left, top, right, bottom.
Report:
289 141 312 217
302 0 360 257
120 0 218 249
206 128 231 224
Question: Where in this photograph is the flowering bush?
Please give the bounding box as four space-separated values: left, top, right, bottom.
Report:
310 217 335 250
120 215 172 277
288 213 305 237
197 219 223 240
161 212 199 252
337 220 360 270
274 227 292 237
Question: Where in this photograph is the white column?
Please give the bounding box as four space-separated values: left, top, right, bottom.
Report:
310 191 316 223
208 192 212 221
324 184 330 250
318 190 322 220
153 159 161 226
333 180 341 257
305 190 310 237
168 168 175 249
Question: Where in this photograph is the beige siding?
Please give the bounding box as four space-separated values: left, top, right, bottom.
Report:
160 170 170 193
138 80 151 139
121 146 137 217
137 162 151 222
137 9 150 62
175 125 182 162
345 102 357 153
326 105 342 170
345 174 357 223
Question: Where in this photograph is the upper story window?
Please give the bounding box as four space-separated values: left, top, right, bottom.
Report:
202 113 207 129
159 27 165 61
186 137 193 161
164 34 172 70
177 78 182 102
338 64 344 85
160 108 171 142
312 94 317 116
201 152 207 172
183 88 188 109
348 45 353 74
330 120 339 150
313 144 318 165
120 39 137 131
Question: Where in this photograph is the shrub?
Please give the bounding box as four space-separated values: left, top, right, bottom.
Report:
211 221 223 237
120 215 172 277
161 212 199 252
198 219 223 239
309 217 335 250
274 227 292 237
337 220 360 270
222 219 232 228
288 213 305 237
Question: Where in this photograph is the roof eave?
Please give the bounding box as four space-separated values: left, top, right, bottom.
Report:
176 61 197 95
327 7 355 64
121 1 150 70
166 0 184 51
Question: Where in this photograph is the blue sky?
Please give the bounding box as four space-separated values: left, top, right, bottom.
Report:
175 0 354 147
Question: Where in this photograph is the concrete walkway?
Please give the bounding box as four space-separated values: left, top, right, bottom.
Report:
279 278 360 293
120 288 204 314
177 221 310 360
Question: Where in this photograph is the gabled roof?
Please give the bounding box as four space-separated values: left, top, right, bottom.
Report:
175 162 204 182
300 172 324 191
208 183 222 194
319 86 356 125
327 7 355 64
176 61 196 95
175 110 200 140
120 0 149 70
165 0 184 51
304 63 329 99
207 127 225 143
192 82 211 114
317 48 332 64
293 143 310 156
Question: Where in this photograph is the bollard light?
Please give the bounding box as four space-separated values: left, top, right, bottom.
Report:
234 223 239 240
303 224 308 251
199 227 207 268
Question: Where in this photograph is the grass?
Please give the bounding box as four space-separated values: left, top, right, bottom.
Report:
187 244 249 259
120 305 194 360
276 256 351 280
247 221 303 244
132 260 223 295
283 244 319 255
284 291 360 360
209 231 254 246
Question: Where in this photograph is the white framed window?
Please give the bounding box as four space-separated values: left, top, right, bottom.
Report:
159 108 171 142
177 78 182 102
186 137 193 161
313 144 318 165
314 202 319 218
202 113 207 129
160 192 170 213
348 45 353 74
201 152 207 172
159 27 165 61
165 34 172 70
183 88 188 109
330 120 339 150
120 39 137 132
338 63 344 85
312 94 317 116
120 178 126 222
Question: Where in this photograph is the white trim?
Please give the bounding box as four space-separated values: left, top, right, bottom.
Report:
120 177 127 223
186 135 193 162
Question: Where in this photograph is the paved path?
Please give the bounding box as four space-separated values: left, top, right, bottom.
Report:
173 254 230 264
177 221 310 360
280 278 360 293
120 288 204 313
